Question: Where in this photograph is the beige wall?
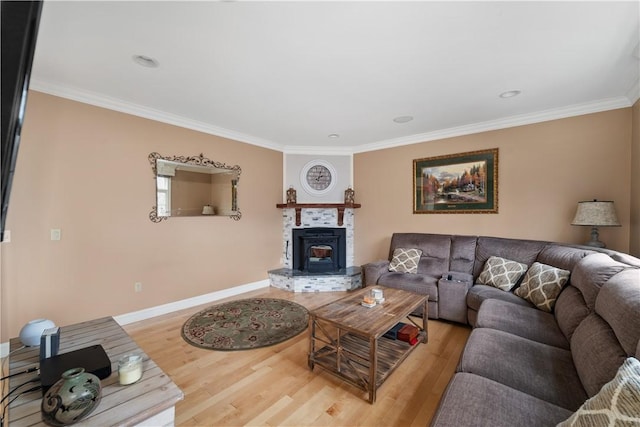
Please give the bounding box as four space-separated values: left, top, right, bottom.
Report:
631 99 640 256
2 91 635 339
354 109 632 264
171 170 212 216
210 173 235 215
1 92 283 339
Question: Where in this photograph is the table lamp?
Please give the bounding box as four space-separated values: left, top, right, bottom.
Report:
571 199 620 248
19 318 56 346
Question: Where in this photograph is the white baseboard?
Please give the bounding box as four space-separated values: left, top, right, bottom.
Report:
0 280 271 356
1 342 10 358
113 279 270 326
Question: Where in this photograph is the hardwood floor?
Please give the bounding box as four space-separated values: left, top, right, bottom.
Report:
123 287 471 427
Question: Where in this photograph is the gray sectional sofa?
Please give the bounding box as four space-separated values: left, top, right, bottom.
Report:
362 233 640 426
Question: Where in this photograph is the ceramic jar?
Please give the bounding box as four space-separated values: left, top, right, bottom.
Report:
41 367 102 426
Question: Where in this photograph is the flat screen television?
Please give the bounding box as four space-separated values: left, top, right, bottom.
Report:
1 0 43 242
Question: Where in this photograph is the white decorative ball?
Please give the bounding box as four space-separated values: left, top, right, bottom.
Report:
19 318 55 347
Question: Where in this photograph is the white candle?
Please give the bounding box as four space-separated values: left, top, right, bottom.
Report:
119 354 143 385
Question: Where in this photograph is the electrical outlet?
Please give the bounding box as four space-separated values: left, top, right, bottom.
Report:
50 229 61 241
134 282 143 292
3 230 10 243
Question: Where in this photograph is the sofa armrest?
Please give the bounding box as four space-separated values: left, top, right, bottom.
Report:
362 260 390 286
438 272 474 324
443 271 474 284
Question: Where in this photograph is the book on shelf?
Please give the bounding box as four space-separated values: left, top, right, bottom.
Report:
398 324 419 343
383 322 406 340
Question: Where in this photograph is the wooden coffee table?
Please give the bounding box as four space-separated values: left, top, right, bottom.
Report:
308 286 428 403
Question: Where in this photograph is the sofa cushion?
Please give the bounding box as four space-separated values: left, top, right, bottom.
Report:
473 236 546 278
557 357 640 427
569 253 628 311
514 262 570 312
475 299 569 349
555 285 591 342
609 251 640 268
535 244 596 272
458 328 587 410
388 248 422 274
430 373 573 427
389 233 451 277
477 256 528 291
377 272 439 318
595 269 640 357
449 235 477 274
377 272 437 301
571 313 628 397
466 284 532 312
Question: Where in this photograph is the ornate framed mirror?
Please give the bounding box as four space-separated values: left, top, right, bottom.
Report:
148 152 241 222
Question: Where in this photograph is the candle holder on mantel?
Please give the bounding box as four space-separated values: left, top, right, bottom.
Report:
286 186 297 205
344 186 355 206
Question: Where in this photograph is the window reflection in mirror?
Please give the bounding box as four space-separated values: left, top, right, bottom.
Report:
149 153 241 221
157 176 171 216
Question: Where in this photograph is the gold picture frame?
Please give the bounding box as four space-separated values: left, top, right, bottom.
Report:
413 148 498 214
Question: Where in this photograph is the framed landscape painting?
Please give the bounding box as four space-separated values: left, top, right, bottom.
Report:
413 148 498 214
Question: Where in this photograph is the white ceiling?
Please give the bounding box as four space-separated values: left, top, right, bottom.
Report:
30 1 640 154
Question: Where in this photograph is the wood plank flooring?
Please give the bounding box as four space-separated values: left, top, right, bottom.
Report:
123 287 471 427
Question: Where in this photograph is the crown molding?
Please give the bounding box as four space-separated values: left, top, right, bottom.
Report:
353 96 633 154
283 145 355 156
627 79 640 105
30 80 633 156
29 79 285 152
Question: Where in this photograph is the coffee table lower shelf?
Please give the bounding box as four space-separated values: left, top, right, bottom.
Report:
309 331 426 403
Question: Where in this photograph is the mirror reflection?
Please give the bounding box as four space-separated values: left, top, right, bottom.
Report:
149 152 241 221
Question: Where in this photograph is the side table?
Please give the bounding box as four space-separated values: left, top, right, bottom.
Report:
6 316 183 426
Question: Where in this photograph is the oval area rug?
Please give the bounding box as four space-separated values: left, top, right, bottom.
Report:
181 298 309 351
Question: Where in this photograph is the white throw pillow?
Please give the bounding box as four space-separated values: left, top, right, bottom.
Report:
477 256 528 291
557 357 640 426
514 262 570 312
388 248 422 274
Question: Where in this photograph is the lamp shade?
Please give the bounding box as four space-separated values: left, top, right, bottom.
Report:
571 200 621 227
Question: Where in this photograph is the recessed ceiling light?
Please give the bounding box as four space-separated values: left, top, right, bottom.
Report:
499 90 521 99
132 55 159 68
328 134 340 138
393 116 413 123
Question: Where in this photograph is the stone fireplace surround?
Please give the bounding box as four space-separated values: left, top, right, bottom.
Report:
269 206 362 292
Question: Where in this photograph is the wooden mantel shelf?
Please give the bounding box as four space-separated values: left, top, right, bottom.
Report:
276 203 361 226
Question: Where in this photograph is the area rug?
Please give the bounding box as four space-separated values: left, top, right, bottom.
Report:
181 298 309 351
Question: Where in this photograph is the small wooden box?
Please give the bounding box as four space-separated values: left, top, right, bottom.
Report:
398 324 419 342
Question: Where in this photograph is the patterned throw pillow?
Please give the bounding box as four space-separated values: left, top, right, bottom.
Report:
514 262 570 312
557 357 640 426
388 248 422 274
477 256 528 291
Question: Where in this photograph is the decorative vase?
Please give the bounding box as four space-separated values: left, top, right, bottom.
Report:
41 367 102 426
286 186 297 204
19 318 56 347
344 186 355 205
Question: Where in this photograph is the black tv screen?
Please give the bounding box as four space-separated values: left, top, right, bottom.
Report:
1 0 43 242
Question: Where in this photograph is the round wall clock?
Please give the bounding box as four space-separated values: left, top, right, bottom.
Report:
300 160 337 195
